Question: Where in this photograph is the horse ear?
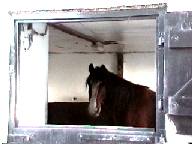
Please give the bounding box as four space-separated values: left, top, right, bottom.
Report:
101 65 106 71
89 63 94 73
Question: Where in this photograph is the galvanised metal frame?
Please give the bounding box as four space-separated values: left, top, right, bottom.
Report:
8 4 167 144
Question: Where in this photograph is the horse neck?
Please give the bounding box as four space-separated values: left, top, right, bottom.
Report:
105 72 134 89
105 72 140 105
105 71 124 84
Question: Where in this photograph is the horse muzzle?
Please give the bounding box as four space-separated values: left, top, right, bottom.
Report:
88 98 101 117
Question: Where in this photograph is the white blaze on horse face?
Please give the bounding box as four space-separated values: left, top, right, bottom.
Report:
88 82 101 117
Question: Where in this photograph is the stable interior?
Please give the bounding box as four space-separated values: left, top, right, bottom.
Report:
47 19 156 126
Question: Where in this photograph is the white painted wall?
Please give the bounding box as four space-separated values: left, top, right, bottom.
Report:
17 23 48 126
124 53 156 91
4 0 192 12
0 11 11 144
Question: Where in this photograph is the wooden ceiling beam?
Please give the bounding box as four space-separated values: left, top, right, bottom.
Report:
48 23 103 44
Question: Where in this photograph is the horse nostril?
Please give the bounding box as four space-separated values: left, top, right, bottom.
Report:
95 106 101 117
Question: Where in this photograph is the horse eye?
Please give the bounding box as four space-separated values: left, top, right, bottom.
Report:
89 79 93 85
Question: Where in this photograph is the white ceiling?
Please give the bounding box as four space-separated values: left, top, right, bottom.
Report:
49 19 156 53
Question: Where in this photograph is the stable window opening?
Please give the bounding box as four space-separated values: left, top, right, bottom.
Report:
16 19 157 128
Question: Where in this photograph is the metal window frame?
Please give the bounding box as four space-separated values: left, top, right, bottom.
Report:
8 3 167 144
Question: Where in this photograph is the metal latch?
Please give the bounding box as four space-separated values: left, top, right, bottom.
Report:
158 98 164 112
158 32 165 47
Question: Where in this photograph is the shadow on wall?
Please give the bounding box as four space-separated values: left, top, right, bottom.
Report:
169 115 192 135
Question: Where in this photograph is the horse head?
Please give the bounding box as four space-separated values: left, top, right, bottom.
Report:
86 63 107 117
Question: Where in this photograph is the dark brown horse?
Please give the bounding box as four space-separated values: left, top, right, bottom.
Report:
86 63 156 128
